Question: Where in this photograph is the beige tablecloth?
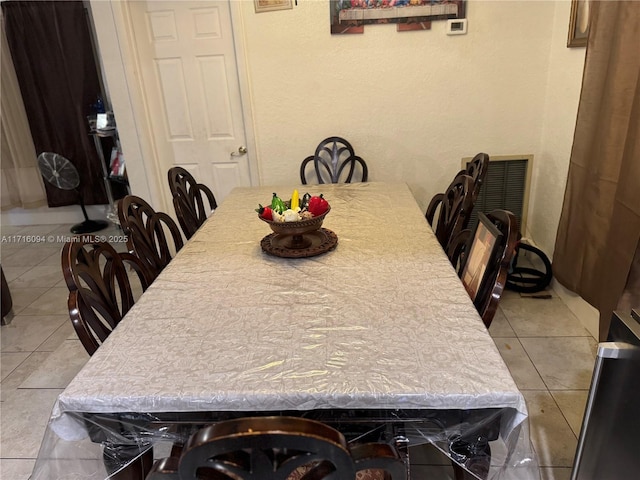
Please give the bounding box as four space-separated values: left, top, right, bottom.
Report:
35 183 536 480
53 182 525 430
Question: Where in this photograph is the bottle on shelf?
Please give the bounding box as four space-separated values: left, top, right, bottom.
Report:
95 96 105 114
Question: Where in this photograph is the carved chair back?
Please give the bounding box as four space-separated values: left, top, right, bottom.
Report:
61 238 154 355
118 195 184 280
168 167 217 240
425 174 475 253
300 136 368 184
446 228 472 271
146 416 406 480
457 152 490 202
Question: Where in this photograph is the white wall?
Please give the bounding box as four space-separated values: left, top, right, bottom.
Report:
3 0 585 256
529 0 585 256
239 0 576 217
532 1 594 338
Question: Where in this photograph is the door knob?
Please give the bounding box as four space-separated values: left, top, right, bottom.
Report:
231 146 247 157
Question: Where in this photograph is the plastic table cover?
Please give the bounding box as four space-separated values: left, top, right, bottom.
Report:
32 182 539 479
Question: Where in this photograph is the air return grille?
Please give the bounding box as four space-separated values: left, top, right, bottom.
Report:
464 154 533 236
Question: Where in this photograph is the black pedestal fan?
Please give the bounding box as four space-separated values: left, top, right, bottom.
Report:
37 152 109 234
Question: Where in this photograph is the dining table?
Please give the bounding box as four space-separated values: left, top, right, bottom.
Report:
31 182 538 480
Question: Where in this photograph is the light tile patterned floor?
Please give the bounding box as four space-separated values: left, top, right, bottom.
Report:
0 224 597 480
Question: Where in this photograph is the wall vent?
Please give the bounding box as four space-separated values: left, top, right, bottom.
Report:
462 154 533 236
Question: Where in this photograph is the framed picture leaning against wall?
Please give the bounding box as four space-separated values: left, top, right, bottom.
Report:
460 213 503 302
568 0 590 47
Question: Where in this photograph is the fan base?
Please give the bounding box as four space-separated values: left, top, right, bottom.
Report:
70 219 109 234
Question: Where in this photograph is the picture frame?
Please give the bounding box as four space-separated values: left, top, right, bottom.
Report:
330 0 466 35
460 213 503 302
254 0 293 13
568 0 590 47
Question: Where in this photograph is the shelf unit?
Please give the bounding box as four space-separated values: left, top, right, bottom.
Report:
89 128 129 225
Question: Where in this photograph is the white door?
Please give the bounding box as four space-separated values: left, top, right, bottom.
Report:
127 0 253 208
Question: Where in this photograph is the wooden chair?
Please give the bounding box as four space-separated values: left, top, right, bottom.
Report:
146 416 406 480
300 137 368 184
448 210 519 328
118 195 184 280
446 229 472 271
62 238 157 479
1 265 13 325
425 174 475 254
167 167 217 240
457 153 489 202
61 238 154 355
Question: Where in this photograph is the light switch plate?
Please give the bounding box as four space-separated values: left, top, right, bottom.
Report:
446 18 467 35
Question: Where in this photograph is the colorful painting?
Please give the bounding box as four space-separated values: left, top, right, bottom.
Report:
330 0 466 34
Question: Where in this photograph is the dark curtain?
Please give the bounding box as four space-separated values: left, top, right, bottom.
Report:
1 0 107 207
553 1 640 340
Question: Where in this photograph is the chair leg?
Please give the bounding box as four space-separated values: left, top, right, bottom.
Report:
452 462 465 480
452 462 476 480
104 444 154 480
393 433 410 480
449 436 491 480
1 266 13 325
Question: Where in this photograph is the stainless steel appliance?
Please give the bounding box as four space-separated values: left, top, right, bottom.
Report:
571 309 640 479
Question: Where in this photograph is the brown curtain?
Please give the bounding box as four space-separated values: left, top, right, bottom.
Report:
1 11 47 210
553 1 640 340
616 243 640 313
1 1 107 207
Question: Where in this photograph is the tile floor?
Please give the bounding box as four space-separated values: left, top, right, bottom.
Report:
0 224 597 480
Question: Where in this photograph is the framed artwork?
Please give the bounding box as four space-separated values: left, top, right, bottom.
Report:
568 0 590 47
460 213 503 302
330 0 466 35
254 0 293 14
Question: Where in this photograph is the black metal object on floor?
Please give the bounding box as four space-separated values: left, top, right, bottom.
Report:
506 242 552 293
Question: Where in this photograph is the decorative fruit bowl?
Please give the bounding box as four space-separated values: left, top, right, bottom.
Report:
257 191 337 256
259 207 330 237
259 207 331 248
